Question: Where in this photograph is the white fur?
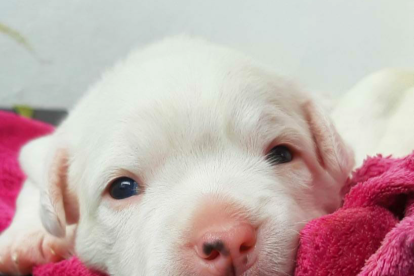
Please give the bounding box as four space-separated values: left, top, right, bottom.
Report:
3 36 353 276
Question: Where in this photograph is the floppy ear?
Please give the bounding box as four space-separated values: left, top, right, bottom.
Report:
303 101 354 184
19 135 79 238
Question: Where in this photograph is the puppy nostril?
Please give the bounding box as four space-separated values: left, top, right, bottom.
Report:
239 239 255 254
239 244 251 253
202 240 229 260
204 249 220 260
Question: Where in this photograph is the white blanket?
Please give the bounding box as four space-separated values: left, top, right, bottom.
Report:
332 69 414 167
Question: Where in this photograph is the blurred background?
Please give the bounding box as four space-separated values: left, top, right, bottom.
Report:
1 0 413 120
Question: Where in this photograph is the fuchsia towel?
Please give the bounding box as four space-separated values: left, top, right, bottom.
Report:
0 111 53 231
0 111 104 276
295 154 414 276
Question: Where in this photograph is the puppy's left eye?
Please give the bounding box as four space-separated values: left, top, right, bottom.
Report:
109 177 140 200
266 145 293 165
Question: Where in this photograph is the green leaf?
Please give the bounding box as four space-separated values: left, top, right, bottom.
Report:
14 105 34 118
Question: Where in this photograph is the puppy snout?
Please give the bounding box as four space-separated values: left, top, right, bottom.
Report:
188 199 258 275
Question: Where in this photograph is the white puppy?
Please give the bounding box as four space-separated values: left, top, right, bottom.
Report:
0 37 353 276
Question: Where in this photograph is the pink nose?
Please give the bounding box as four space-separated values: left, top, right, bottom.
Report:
194 223 258 275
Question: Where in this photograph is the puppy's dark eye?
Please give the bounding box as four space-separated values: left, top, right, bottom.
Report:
109 177 140 200
266 145 293 165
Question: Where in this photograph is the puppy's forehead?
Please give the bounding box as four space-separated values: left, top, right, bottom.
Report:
70 40 309 180
112 49 304 132
102 69 305 172
110 55 303 138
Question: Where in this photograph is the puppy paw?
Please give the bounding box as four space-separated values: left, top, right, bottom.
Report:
0 226 75 275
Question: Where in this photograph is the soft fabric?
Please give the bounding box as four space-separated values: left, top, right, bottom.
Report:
0 111 104 276
332 69 414 167
295 153 414 276
0 111 53 231
32 257 105 276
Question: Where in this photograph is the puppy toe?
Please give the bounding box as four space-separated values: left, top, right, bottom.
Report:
0 251 21 275
0 227 75 275
42 232 75 262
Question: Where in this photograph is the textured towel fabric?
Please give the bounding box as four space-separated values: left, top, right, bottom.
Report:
295 154 414 276
0 111 104 276
0 111 53 231
32 257 105 276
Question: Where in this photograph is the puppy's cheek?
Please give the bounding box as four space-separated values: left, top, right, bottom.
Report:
101 194 144 210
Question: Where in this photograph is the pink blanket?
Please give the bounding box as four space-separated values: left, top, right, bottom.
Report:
295 154 414 275
0 111 102 276
2 110 414 275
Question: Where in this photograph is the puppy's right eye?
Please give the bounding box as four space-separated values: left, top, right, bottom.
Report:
266 145 293 165
109 177 140 200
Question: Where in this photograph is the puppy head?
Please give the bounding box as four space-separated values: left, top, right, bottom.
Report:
22 38 353 275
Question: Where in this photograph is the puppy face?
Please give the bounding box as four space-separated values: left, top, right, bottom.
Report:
30 38 353 275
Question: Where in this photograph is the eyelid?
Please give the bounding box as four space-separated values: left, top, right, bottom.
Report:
265 140 298 155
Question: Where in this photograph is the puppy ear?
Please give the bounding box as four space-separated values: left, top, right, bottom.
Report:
303 101 354 183
19 135 79 238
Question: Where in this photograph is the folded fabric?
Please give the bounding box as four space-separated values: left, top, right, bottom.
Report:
0 111 52 231
295 153 414 276
0 111 104 276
